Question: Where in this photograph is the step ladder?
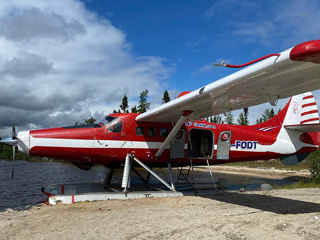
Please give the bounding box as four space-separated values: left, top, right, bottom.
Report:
176 166 191 184
175 160 199 193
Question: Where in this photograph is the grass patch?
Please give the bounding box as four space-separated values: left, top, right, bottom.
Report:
274 181 320 189
224 159 310 171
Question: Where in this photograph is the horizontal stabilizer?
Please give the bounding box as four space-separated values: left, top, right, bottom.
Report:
284 124 320 132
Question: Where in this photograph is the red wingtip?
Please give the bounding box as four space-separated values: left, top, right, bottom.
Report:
178 91 191 98
290 40 320 64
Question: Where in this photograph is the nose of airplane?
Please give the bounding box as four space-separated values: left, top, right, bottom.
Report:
17 131 30 155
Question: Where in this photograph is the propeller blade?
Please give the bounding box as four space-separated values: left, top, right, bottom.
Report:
11 146 15 179
12 109 16 139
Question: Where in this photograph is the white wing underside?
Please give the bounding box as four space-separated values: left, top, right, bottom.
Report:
136 46 320 123
285 124 320 132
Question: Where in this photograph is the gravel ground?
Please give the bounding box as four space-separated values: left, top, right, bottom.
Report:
1 188 320 240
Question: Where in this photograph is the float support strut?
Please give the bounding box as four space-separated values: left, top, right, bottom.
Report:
121 154 131 192
168 160 176 191
132 156 175 191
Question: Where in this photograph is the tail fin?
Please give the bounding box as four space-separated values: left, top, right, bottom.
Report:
254 92 320 131
253 92 320 166
283 92 320 127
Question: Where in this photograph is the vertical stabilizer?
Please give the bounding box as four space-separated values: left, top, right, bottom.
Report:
283 92 319 126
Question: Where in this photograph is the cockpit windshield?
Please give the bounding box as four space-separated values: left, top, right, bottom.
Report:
99 115 117 126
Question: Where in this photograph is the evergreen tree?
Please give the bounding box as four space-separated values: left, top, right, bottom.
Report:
74 117 96 125
137 89 150 113
120 94 129 113
225 112 234 125
262 108 274 122
256 118 263 124
84 117 96 124
131 106 138 113
270 108 275 119
237 108 249 125
256 107 276 123
212 115 222 123
162 90 171 104
237 112 246 125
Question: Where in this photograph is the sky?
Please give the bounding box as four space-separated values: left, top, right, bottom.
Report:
1 0 320 136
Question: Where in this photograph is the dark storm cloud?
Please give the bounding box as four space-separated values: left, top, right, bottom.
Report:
0 107 92 132
0 83 92 112
0 8 86 42
1 51 54 78
0 1 174 137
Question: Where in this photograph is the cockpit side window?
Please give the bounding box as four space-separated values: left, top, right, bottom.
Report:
107 120 122 133
99 115 117 126
113 121 122 133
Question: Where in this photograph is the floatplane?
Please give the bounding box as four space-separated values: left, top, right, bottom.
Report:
2 40 320 193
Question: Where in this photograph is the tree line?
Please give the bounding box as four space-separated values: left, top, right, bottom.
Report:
113 89 170 114
212 107 281 126
112 89 280 125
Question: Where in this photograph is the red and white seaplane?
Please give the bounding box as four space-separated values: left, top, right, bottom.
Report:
2 40 320 192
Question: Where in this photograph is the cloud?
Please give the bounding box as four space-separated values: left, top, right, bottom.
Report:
0 0 175 136
205 0 320 47
1 51 54 78
0 7 86 42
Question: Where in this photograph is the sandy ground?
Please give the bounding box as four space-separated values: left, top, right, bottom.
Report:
1 189 320 239
210 165 310 179
1 167 319 240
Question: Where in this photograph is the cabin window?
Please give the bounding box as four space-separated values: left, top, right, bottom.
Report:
148 127 156 137
136 126 144 136
160 128 168 137
107 121 122 133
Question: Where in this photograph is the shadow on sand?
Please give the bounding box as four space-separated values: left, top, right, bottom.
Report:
202 192 320 214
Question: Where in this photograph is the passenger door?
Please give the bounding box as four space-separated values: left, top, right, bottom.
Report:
170 129 186 159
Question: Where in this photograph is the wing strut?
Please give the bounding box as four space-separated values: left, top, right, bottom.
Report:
155 110 193 158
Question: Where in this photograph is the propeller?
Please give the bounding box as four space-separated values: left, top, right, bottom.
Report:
12 144 15 178
11 111 16 178
0 110 18 178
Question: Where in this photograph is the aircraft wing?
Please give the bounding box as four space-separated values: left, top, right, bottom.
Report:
136 40 320 123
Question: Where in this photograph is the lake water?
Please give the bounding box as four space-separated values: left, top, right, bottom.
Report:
0 160 296 211
0 160 107 211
